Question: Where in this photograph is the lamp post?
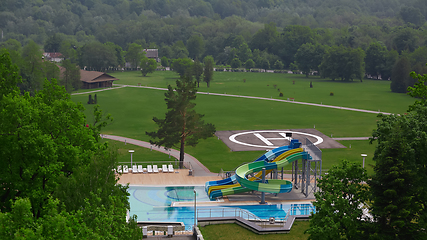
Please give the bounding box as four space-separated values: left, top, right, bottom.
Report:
194 189 197 231
129 150 134 166
361 154 367 168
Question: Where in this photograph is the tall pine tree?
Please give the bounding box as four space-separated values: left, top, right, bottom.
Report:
146 75 215 168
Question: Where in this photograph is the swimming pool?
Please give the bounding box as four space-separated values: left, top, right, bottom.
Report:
128 185 314 230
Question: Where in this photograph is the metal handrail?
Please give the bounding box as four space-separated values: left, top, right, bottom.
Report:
285 204 315 221
196 207 262 222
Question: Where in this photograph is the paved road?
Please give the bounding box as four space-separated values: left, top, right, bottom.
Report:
102 134 217 177
332 137 371 140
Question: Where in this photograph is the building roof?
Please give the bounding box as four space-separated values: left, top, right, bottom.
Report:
43 52 64 58
58 65 119 83
79 70 119 83
144 49 158 58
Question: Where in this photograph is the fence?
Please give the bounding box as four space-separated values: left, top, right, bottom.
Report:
196 207 263 222
196 204 315 228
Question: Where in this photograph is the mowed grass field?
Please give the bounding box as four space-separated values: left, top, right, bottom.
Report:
71 71 415 175
110 71 413 114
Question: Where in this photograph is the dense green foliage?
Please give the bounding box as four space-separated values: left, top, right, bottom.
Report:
306 160 370 239
1 0 426 90
308 68 427 239
0 50 141 239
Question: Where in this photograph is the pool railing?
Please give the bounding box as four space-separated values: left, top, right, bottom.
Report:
195 204 315 227
196 207 262 222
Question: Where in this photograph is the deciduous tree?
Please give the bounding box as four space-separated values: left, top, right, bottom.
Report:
20 40 45 93
187 35 205 60
79 41 118 71
365 42 386 79
192 58 203 87
390 56 411 93
230 58 241 68
245 59 255 69
369 69 427 239
125 43 143 70
306 160 370 240
172 58 193 77
61 59 81 92
140 56 157 76
203 55 214 87
319 46 365 81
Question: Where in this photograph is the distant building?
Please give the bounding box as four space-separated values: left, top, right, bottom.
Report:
124 49 159 69
144 49 159 62
79 70 119 89
59 65 119 89
43 52 64 62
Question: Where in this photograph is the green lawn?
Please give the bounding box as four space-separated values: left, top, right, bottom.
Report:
110 71 414 114
101 139 175 164
71 71 412 174
199 221 310 240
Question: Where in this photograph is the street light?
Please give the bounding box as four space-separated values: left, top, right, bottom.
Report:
129 150 134 166
361 154 367 168
194 189 197 231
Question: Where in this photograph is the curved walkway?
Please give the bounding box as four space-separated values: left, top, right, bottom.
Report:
102 134 217 177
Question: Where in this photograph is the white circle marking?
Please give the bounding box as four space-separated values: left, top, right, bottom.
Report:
229 130 323 148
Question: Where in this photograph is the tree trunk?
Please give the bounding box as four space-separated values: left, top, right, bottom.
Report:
179 137 185 169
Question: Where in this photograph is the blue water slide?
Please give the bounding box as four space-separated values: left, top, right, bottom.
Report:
204 139 302 195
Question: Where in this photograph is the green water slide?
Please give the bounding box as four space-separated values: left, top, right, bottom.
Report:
235 150 310 194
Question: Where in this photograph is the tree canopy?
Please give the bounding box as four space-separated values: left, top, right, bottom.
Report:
308 65 427 239
0 50 141 239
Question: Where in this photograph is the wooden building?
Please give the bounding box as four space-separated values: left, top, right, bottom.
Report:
80 70 119 89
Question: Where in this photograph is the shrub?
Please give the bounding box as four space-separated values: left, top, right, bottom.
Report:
330 92 334 96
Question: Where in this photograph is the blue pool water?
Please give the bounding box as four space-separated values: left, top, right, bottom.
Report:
128 186 314 230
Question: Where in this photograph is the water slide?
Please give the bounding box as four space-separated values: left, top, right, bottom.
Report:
204 140 300 191
205 140 310 200
206 148 301 195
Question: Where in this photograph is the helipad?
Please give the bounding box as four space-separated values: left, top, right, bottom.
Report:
215 129 345 151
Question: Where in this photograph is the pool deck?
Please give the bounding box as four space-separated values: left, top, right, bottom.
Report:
117 169 222 186
118 170 314 207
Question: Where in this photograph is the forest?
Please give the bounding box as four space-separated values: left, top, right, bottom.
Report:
0 0 426 92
